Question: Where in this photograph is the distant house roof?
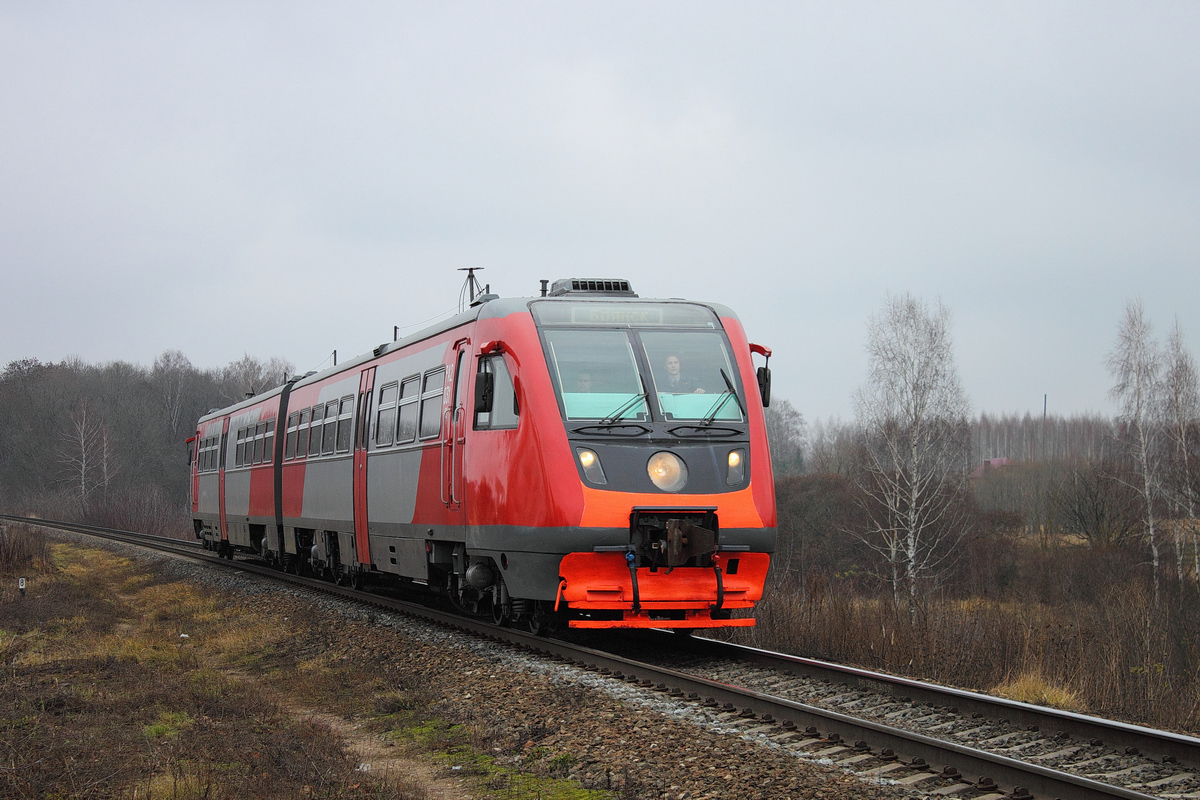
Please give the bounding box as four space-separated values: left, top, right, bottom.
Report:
970 458 1014 479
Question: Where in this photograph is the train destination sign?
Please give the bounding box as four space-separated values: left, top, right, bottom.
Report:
531 301 718 328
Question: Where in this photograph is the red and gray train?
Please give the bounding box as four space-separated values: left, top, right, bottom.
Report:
189 278 776 632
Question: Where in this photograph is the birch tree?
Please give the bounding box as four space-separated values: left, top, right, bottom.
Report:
1106 300 1163 599
854 293 971 616
59 400 115 513
1160 320 1199 582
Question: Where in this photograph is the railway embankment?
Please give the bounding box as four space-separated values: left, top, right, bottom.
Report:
1 524 909 800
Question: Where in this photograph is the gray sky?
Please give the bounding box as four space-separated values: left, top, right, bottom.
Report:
2 2 1197 422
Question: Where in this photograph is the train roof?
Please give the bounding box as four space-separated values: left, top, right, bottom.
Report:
198 283 740 424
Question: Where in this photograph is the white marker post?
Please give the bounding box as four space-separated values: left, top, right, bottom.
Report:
18 577 26 597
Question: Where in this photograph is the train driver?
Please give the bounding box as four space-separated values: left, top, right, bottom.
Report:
662 354 705 394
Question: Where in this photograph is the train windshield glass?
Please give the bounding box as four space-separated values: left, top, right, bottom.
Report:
537 302 745 423
543 329 649 421
641 331 743 422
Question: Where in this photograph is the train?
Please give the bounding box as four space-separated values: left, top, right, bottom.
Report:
189 276 776 632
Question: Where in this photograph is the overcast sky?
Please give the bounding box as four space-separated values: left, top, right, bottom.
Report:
2 2 1197 422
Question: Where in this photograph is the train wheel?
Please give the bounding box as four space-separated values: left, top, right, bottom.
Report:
491 600 509 626
350 570 364 591
527 603 557 637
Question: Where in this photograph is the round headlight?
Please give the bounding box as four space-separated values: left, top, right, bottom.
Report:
647 451 688 492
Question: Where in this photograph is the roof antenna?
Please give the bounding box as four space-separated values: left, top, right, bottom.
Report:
458 267 485 312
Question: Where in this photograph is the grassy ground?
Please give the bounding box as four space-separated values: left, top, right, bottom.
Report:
0 525 621 800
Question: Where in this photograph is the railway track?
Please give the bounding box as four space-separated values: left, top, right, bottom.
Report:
7 512 1198 800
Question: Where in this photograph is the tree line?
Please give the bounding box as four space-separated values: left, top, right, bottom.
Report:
0 352 292 534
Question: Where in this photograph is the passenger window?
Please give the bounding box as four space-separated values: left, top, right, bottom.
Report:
285 412 299 460
253 422 265 464
396 376 420 443
235 428 245 468
375 383 398 447
475 356 519 430
297 409 311 459
322 401 338 455
308 406 323 456
264 419 275 464
336 396 353 452
419 369 445 439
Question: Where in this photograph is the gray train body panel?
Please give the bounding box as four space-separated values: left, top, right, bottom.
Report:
365 448 426 528
300 456 354 525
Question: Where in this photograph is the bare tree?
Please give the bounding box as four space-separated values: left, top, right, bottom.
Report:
854 293 972 616
807 416 858 477
219 354 295 402
1053 458 1142 550
1106 299 1163 599
151 349 194 440
1160 319 1199 582
764 398 807 476
58 400 115 513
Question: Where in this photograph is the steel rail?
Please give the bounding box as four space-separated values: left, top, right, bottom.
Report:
3 513 1178 800
658 634 1200 770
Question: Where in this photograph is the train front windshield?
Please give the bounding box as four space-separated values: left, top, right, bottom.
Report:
533 301 745 423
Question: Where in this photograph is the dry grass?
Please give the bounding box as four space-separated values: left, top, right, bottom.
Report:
991 672 1087 711
2 535 620 800
0 540 432 799
0 521 53 575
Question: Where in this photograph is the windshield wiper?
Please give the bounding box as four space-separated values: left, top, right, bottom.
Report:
599 380 649 425
699 369 746 426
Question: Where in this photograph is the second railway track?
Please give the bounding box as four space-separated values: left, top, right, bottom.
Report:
9 513 1199 800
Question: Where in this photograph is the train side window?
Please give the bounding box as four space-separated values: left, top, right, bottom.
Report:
285 412 299 460
375 383 398 447
322 400 338 455
297 409 311 459
475 356 518 430
336 396 353 452
219 431 228 469
418 369 445 440
253 422 266 464
234 429 244 468
396 376 420 444
309 405 323 456
264 419 275 463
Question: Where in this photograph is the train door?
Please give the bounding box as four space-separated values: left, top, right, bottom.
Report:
442 341 470 517
353 367 376 566
217 419 230 542
187 435 198 513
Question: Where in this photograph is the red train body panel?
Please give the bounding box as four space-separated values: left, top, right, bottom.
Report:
190 279 777 631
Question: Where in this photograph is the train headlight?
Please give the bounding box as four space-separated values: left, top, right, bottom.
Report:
647 451 688 492
727 449 746 485
576 448 607 485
